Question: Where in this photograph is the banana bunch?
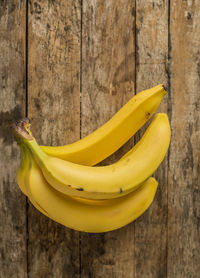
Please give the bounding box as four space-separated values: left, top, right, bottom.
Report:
13 84 171 233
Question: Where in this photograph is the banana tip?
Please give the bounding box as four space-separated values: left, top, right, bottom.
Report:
162 84 168 94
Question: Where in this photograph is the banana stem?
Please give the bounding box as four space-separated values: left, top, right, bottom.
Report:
12 118 33 142
24 139 49 166
12 118 48 166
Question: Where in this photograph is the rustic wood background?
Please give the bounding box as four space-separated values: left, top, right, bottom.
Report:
0 0 199 277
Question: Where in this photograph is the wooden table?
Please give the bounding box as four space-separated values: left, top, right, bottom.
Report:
0 1 199 277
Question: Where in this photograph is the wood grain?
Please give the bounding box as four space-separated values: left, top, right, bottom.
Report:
27 0 81 277
134 1 169 277
168 1 200 277
1 0 200 277
0 1 27 277
80 1 135 277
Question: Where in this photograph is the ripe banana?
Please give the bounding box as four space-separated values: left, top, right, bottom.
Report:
17 145 28 196
24 148 158 233
17 144 49 216
39 84 167 165
16 113 171 199
15 84 166 196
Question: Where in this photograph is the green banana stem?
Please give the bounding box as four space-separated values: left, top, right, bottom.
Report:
24 139 48 165
12 118 48 166
24 143 40 169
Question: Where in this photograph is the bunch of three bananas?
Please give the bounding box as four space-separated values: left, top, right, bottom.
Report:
13 84 171 233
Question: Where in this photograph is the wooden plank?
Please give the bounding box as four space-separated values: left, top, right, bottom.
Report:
81 1 135 277
168 1 200 277
27 0 81 277
134 1 169 277
0 1 27 278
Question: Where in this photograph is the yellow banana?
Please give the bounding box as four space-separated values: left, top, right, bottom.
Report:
17 145 49 216
40 84 167 165
25 149 158 233
17 113 171 199
15 84 166 196
17 145 28 196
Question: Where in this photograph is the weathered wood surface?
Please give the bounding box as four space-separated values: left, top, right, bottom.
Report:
168 1 200 277
0 0 200 277
134 1 169 277
0 1 27 278
80 1 135 277
27 0 80 277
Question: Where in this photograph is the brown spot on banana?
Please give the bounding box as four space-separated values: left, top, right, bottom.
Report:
76 188 84 191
